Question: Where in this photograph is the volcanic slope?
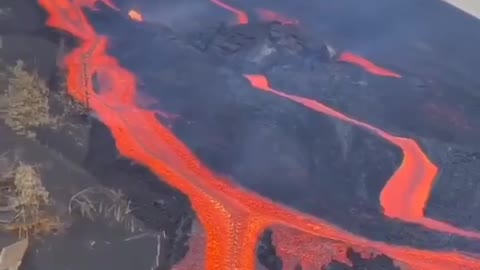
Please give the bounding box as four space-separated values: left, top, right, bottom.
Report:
38 1 480 270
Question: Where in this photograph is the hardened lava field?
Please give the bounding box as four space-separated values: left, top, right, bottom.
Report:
1 0 480 269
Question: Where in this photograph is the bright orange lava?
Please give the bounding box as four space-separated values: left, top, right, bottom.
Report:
210 0 248 24
243 74 480 239
256 8 299 25
338 52 402 78
128 9 143 22
38 0 480 269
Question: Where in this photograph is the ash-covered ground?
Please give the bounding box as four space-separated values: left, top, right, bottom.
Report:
1 0 480 270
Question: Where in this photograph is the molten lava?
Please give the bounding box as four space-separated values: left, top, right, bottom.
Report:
256 8 299 25
128 9 143 22
243 74 480 239
338 52 402 78
213 2 400 79
38 0 480 269
210 0 248 24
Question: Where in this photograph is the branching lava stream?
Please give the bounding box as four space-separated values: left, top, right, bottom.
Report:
210 0 248 24
38 0 480 269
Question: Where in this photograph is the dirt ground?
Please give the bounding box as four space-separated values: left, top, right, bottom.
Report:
0 1 194 270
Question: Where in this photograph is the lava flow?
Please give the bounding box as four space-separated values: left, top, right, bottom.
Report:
128 9 143 22
38 0 480 269
242 74 480 239
210 0 248 24
214 0 479 238
214 0 401 79
256 8 299 25
338 52 402 78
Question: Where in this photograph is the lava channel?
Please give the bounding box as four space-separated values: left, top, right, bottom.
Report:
338 51 402 78
38 0 480 269
213 0 480 239
210 0 248 24
213 0 401 79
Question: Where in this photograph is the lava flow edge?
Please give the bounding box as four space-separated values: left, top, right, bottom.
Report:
37 0 480 269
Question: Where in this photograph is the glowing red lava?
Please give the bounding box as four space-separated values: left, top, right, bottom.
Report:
243 74 480 239
338 52 402 78
210 0 248 24
256 8 299 25
38 0 480 269
128 9 143 22
213 2 400 79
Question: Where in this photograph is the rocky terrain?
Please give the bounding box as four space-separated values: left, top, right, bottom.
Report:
0 0 480 270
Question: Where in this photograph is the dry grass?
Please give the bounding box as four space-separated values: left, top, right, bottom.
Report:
68 187 139 233
0 152 16 180
0 153 63 238
59 89 88 117
0 58 89 142
13 163 49 216
0 60 58 138
54 76 88 119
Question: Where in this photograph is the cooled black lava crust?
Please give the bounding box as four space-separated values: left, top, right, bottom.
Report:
85 5 480 254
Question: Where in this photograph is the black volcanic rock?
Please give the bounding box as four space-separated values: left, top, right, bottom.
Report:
92 9 480 256
325 249 401 270
78 4 480 262
5 0 480 269
188 21 336 72
83 119 195 269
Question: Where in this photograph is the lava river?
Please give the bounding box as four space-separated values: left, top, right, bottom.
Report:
38 0 480 269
